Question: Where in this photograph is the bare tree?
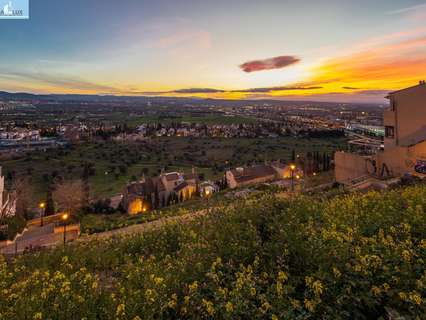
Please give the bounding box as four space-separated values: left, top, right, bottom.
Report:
1 175 32 223
53 180 84 214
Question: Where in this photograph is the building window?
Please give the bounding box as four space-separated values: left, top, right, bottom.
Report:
385 126 395 138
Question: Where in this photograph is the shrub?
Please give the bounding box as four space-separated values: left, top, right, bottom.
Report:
1 185 425 319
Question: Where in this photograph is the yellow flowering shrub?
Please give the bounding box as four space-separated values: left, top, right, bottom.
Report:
0 185 425 319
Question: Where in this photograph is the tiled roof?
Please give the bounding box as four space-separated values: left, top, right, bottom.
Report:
387 82 426 97
165 172 180 181
174 181 189 192
126 177 166 196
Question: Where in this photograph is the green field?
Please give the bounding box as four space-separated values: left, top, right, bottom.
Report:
1 136 346 203
124 114 259 126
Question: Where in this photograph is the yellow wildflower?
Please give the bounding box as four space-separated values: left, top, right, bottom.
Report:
202 298 214 316
312 280 323 296
371 286 381 296
33 312 43 320
290 299 301 309
402 250 411 262
278 271 288 282
332 267 341 278
304 298 315 312
189 281 198 292
276 282 283 295
261 301 271 313
116 303 125 317
225 301 234 313
409 292 422 305
154 276 164 286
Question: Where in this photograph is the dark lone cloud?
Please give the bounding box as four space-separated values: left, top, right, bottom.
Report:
240 55 300 72
342 86 361 90
233 86 322 93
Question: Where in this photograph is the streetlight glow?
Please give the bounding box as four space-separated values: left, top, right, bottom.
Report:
39 202 45 209
62 213 69 221
290 164 296 171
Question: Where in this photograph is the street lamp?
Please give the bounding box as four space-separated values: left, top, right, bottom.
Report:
62 213 69 246
290 164 296 192
204 189 212 206
39 202 46 227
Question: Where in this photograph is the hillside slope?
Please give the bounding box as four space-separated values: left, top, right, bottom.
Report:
1 186 425 319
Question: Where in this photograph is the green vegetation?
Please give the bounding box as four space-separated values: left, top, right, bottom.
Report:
81 192 229 234
1 185 425 319
0 215 26 241
1 136 346 202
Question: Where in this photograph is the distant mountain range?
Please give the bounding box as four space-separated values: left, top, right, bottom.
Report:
0 90 384 107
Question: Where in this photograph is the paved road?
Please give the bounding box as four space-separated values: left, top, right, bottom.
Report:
1 205 220 255
1 230 79 255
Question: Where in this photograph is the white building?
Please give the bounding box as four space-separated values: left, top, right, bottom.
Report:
0 167 16 218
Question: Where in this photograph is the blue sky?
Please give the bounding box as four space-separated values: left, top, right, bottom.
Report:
0 0 425 102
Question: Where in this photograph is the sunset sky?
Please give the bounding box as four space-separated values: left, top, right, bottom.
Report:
0 0 426 102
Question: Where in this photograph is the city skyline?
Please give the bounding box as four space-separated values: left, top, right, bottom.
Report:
0 0 426 102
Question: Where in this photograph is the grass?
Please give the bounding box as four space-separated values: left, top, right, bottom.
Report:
80 191 230 234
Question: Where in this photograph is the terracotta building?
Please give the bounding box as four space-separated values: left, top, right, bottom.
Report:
121 170 198 214
335 81 426 185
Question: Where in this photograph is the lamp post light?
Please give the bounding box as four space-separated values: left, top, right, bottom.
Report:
39 202 46 227
62 213 69 246
205 189 212 202
290 164 296 192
